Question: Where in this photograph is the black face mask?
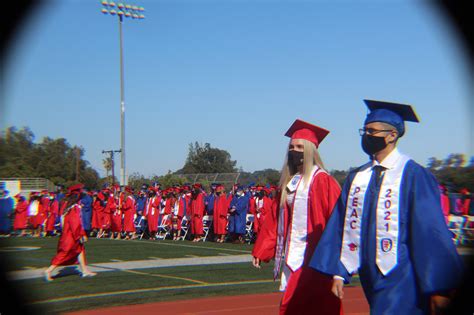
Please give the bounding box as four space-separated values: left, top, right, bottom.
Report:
288 150 304 166
361 134 387 156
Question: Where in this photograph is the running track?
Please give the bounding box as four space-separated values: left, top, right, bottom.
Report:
66 287 369 315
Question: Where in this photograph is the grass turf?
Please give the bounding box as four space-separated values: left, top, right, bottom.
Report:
1 237 361 314
15 263 278 314
0 237 252 271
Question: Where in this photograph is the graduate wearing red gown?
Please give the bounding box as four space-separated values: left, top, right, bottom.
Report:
51 203 86 266
252 119 342 315
35 191 50 235
45 184 96 281
171 188 187 240
191 184 205 241
109 193 121 236
91 193 102 231
13 195 28 232
101 190 112 231
439 185 450 224
213 185 228 242
460 188 471 216
45 195 59 234
145 188 161 235
122 187 136 235
251 187 273 235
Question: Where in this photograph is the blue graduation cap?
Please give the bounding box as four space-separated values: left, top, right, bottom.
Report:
363 100 420 137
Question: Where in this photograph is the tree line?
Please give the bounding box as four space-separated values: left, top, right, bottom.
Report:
1 127 472 193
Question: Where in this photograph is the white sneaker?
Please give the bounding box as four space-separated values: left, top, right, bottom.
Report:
81 272 97 278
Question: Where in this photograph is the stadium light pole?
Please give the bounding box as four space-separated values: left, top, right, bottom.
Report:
101 1 145 187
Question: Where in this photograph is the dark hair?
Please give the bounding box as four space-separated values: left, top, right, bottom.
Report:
63 193 81 212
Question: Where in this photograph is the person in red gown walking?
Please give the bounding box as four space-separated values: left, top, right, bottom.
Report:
252 119 342 315
44 184 96 281
13 194 29 236
45 193 59 236
213 185 228 243
191 183 206 242
122 186 136 240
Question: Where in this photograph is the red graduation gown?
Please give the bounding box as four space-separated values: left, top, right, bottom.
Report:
45 200 59 232
252 196 273 234
213 194 228 235
51 204 86 266
122 195 136 232
34 197 49 228
172 196 186 230
252 172 342 315
109 196 122 233
13 200 28 230
91 199 102 230
145 196 161 233
191 193 205 235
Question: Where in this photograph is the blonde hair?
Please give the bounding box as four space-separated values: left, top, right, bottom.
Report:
279 139 326 209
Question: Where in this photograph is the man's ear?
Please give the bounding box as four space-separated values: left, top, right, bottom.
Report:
387 131 399 144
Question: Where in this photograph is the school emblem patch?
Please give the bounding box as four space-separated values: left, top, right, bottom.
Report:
381 238 393 252
348 243 357 251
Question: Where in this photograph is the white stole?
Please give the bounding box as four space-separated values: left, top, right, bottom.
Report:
340 155 410 276
273 166 322 286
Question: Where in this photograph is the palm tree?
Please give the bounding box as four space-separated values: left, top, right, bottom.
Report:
102 157 113 184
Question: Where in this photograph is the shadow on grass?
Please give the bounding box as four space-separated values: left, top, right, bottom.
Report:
52 266 82 280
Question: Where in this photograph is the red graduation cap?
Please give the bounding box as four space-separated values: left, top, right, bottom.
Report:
348 243 358 252
193 183 202 189
125 186 134 194
285 119 329 148
67 183 84 194
216 185 225 192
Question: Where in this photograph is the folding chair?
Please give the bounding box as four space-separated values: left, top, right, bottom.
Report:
461 215 474 245
447 215 465 245
156 214 171 240
177 216 190 241
202 215 213 242
134 215 146 240
245 214 255 244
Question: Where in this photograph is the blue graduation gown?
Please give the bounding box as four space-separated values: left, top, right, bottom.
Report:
80 194 93 231
309 160 464 314
0 196 14 233
228 194 249 234
134 196 147 233
206 194 216 215
136 196 146 215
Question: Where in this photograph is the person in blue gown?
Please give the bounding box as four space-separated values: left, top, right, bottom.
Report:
80 190 93 235
228 186 249 243
135 189 147 236
205 183 217 215
0 190 14 235
309 100 464 315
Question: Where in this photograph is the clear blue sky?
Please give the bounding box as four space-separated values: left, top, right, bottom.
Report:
2 0 472 178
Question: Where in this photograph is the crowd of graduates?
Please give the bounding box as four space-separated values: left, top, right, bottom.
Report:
0 182 281 243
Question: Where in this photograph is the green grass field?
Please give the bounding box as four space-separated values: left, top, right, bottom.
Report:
0 237 362 314
0 237 277 314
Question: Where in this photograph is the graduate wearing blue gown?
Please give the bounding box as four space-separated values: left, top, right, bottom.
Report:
135 190 147 231
80 191 93 234
205 183 217 215
309 100 464 315
0 190 14 235
228 186 249 243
